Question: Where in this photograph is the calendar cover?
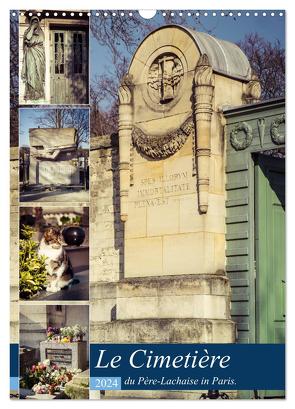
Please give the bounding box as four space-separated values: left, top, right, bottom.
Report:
9 9 285 400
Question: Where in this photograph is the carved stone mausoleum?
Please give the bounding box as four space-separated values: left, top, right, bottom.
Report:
88 25 284 399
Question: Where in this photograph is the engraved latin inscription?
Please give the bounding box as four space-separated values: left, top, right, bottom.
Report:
133 171 194 208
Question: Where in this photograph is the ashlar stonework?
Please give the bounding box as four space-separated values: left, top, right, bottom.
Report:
90 25 260 399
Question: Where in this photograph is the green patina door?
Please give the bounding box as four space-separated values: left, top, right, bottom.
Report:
255 153 285 398
50 28 88 104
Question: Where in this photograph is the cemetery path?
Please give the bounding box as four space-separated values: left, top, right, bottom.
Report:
20 189 89 203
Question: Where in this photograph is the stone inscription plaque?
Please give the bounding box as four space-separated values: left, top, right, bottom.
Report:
134 170 193 208
38 161 80 185
45 348 72 365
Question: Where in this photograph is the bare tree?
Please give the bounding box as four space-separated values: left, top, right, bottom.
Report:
90 15 285 135
90 11 197 135
34 109 89 147
238 33 285 100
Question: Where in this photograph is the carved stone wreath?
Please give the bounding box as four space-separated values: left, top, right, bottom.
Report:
230 122 253 151
270 115 285 145
132 116 194 159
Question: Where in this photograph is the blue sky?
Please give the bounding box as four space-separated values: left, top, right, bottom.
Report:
19 108 89 148
90 10 285 80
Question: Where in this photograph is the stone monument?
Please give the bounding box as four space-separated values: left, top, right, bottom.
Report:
40 341 87 371
91 25 260 398
28 127 80 186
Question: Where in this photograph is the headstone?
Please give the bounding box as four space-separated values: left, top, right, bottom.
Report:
28 128 80 186
40 341 87 371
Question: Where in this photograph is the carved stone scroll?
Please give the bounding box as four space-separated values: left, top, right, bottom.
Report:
118 75 133 222
243 74 261 104
193 54 214 214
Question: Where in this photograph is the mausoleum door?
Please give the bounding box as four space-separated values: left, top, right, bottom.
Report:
255 153 285 398
50 28 88 104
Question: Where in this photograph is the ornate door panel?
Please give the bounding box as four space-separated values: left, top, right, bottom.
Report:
255 154 285 398
50 28 88 104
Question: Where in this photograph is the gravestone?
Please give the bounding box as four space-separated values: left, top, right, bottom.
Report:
28 128 80 186
40 341 87 370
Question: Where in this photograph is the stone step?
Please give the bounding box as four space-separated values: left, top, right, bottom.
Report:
116 274 231 320
91 318 236 343
64 369 89 399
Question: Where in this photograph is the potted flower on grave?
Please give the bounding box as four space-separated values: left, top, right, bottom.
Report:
60 326 75 343
45 325 87 343
46 326 60 342
72 324 87 342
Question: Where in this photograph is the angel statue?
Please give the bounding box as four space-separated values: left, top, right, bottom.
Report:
21 16 45 101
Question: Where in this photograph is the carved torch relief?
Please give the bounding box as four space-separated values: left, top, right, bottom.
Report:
193 54 214 214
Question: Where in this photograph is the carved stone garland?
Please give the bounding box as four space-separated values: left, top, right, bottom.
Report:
230 122 253 151
270 115 285 145
132 116 194 160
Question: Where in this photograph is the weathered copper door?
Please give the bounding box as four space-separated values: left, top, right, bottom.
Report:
50 28 88 104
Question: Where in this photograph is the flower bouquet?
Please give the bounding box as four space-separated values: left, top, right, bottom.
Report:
46 325 87 343
46 324 87 343
72 324 87 341
20 359 81 395
46 326 60 341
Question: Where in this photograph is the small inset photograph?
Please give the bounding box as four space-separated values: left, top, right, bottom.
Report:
19 304 89 399
19 206 89 301
19 10 89 105
19 108 89 203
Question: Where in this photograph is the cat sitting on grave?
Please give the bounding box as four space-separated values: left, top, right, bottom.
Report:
38 227 77 292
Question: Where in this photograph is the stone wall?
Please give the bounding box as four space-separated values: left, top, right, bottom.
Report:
10 147 19 344
89 135 124 337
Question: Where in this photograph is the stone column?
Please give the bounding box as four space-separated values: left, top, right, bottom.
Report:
193 54 214 214
118 76 133 222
